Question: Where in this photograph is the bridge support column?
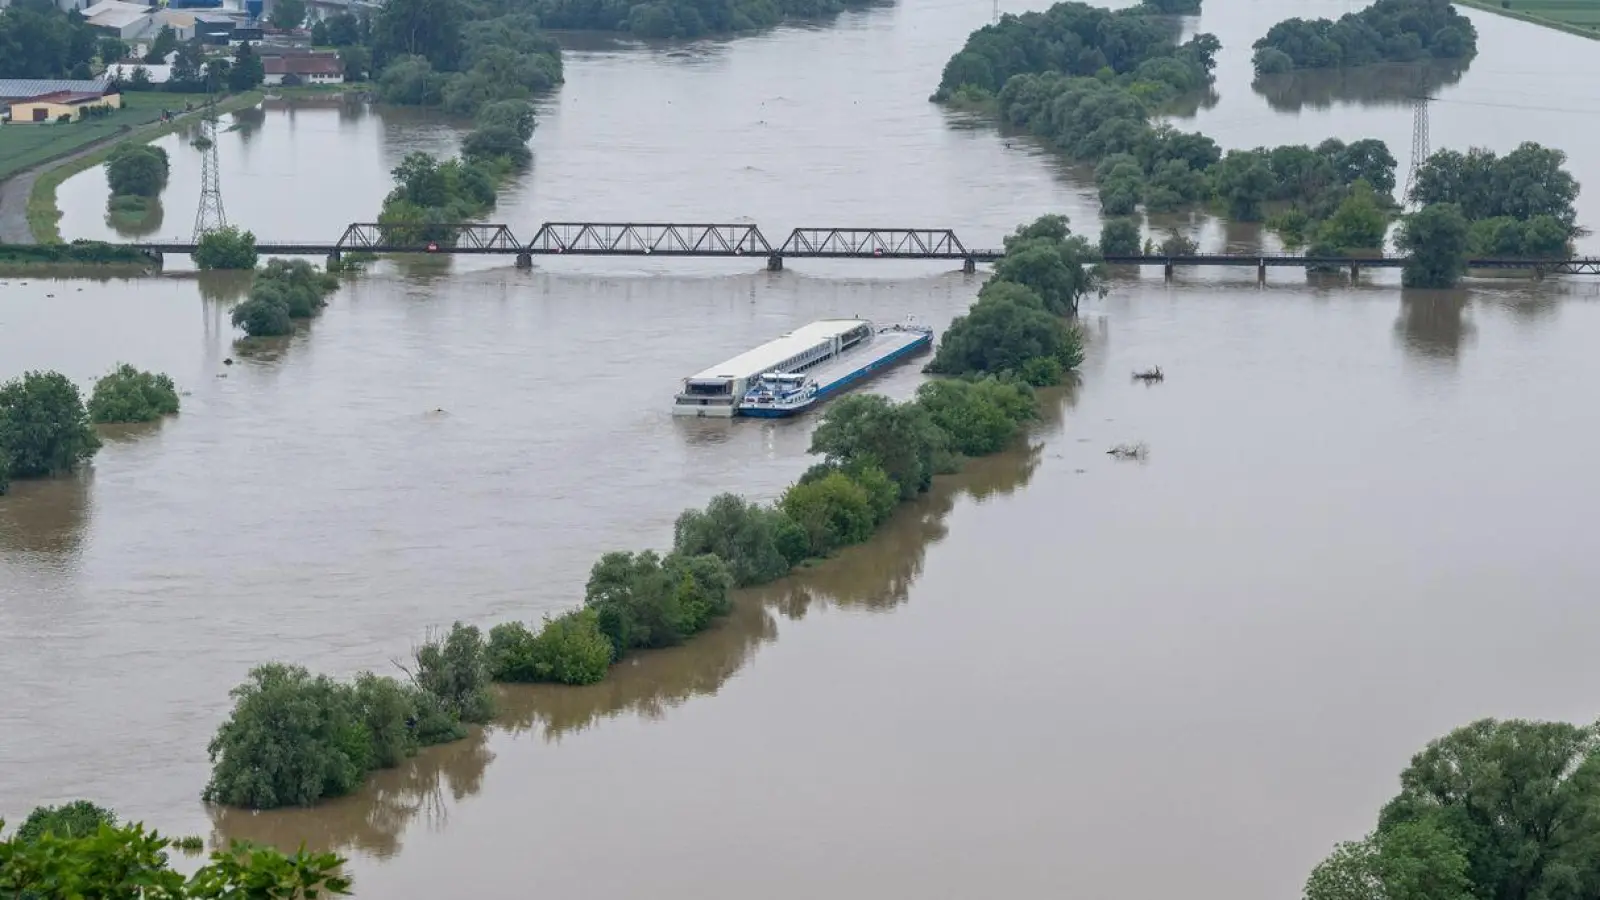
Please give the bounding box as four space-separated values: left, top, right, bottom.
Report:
1257 259 1266 284
1163 261 1173 281
962 256 976 274
516 252 533 269
1349 262 1360 280
325 250 341 270
145 251 163 272
767 254 784 272
1534 266 1545 282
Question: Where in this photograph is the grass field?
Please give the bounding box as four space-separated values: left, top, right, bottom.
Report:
1455 0 1600 38
0 93 216 183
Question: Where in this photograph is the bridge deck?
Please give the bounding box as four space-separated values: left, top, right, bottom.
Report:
123 222 1600 274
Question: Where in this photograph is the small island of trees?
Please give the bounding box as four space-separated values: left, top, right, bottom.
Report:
0 371 101 497
87 365 180 424
231 258 342 338
1252 0 1478 76
104 144 170 233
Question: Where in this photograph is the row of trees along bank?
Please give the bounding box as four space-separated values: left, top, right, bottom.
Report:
1 800 349 897
203 215 1101 809
0 366 179 496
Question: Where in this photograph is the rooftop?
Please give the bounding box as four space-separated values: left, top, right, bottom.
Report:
689 320 872 382
264 54 342 75
20 90 113 105
0 77 112 101
81 0 147 17
87 6 154 28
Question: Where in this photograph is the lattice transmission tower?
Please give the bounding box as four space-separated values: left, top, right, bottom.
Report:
1403 95 1430 208
191 98 228 241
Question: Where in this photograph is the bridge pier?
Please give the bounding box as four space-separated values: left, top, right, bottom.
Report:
963 256 976 274
1257 259 1266 284
1163 260 1173 281
767 254 784 272
1350 262 1360 280
325 250 341 270
516 252 533 269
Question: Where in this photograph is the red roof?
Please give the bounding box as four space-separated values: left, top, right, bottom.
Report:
264 55 341 76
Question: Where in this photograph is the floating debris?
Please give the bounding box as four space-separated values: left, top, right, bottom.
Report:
1133 366 1164 382
222 358 234 366
1107 442 1149 460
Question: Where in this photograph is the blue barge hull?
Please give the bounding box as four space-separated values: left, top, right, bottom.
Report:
739 332 933 418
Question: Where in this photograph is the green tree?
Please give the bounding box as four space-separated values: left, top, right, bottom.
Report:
203 664 372 809
1099 218 1142 256
228 41 263 91
97 36 127 63
0 371 100 481
325 11 360 45
1396 203 1470 288
310 19 328 44
993 215 1105 315
13 801 116 843
487 610 613 685
269 0 306 30
1316 180 1389 251
411 622 494 725
925 282 1085 384
373 0 463 70
88 364 180 424
195 227 259 270
673 493 800 586
584 550 732 655
809 393 944 500
106 144 170 198
1214 148 1274 221
779 470 877 557
231 295 293 338
915 377 1039 457
339 44 371 82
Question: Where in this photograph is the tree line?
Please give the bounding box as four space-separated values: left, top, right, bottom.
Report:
0 0 96 80
200 214 1101 809
1253 0 1477 76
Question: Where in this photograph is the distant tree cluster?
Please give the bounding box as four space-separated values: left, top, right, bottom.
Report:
1396 142 1580 287
1304 718 1600 900
0 0 97 79
230 257 340 338
1252 0 1476 75
0 371 100 496
194 226 259 271
372 5 562 116
88 364 180 424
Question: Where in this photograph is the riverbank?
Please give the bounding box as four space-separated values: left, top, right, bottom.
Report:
11 92 264 245
1453 0 1600 40
0 242 158 276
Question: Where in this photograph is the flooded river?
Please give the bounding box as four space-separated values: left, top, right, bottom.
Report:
7 0 1600 897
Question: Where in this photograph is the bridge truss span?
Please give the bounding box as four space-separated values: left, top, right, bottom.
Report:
525 223 773 256
335 223 522 252
779 228 970 258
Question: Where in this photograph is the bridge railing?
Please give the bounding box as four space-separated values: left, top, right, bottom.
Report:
523 223 773 255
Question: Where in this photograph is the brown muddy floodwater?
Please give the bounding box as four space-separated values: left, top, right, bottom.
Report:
7 0 1600 897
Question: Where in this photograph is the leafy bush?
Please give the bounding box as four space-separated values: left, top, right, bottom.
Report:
779 470 877 557
673 493 803 586
194 226 258 270
915 378 1039 457
0 822 350 897
584 550 733 656
204 664 376 809
0 370 100 481
13 801 116 843
87 364 179 424
230 295 292 338
925 283 1085 385
1397 203 1470 288
487 610 613 685
412 622 494 725
809 393 946 500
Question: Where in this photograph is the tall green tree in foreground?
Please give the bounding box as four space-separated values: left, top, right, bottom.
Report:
1396 203 1470 288
0 371 100 484
1304 718 1600 900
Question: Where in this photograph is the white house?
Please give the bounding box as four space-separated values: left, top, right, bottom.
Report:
262 54 344 85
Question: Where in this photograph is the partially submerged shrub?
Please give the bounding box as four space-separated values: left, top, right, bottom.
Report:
87 364 179 424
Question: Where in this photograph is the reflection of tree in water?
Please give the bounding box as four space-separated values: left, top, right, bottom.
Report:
208 725 494 860
196 271 254 305
1252 60 1468 113
0 470 92 557
230 104 266 144
1160 86 1220 119
106 198 164 238
1395 289 1474 360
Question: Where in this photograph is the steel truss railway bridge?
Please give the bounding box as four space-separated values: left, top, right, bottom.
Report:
131 222 1600 278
